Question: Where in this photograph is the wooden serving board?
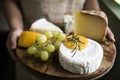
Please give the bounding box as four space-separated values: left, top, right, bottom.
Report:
15 40 116 80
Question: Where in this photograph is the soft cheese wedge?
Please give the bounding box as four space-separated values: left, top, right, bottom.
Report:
73 10 108 42
30 18 63 33
59 35 103 74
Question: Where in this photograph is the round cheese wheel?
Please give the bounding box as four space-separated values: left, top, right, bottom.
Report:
59 39 103 74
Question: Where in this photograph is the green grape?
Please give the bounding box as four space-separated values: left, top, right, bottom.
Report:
27 46 37 55
46 44 55 53
44 30 53 39
40 50 49 61
54 40 61 50
36 34 47 44
34 51 41 57
52 31 58 38
57 33 66 41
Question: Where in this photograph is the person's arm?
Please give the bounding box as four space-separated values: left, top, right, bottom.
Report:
2 0 24 60
83 0 115 42
3 0 23 30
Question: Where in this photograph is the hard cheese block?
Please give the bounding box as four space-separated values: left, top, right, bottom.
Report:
73 10 108 42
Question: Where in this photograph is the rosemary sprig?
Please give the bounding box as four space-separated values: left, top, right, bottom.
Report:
67 34 85 57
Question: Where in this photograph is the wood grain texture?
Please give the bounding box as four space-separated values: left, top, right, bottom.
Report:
15 40 116 80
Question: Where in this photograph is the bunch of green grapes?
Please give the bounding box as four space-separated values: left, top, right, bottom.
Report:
27 31 66 61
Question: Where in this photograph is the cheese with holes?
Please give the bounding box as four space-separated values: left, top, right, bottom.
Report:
73 10 107 42
59 38 103 74
30 18 63 33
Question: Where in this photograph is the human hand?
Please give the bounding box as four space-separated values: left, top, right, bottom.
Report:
106 27 115 42
6 28 23 61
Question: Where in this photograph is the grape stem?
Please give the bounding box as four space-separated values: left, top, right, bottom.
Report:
35 37 57 50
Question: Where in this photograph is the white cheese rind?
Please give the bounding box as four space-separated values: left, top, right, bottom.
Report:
59 39 103 74
30 18 63 33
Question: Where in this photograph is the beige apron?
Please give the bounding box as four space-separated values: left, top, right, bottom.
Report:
16 0 86 80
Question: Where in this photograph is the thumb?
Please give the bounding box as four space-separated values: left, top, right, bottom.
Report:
107 27 115 42
11 34 18 49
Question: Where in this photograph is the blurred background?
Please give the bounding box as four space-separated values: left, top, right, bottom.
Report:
0 0 120 80
0 1 15 80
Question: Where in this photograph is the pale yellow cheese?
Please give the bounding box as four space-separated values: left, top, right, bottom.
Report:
73 10 107 42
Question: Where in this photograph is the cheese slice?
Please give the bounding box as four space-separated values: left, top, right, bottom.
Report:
73 10 108 42
30 18 63 33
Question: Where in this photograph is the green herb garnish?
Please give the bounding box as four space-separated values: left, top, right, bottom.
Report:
67 34 85 57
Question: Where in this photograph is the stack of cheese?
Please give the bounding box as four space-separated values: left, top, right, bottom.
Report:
63 10 107 41
59 10 107 74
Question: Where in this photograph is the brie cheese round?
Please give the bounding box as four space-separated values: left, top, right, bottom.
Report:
59 39 103 74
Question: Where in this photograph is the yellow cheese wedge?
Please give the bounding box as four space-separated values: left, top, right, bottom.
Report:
73 10 107 42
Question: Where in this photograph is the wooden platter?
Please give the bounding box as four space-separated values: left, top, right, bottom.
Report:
15 40 116 80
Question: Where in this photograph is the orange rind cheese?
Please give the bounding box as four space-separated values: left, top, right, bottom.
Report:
64 35 88 50
18 31 39 47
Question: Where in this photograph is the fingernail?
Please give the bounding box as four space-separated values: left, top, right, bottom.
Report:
112 37 115 42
